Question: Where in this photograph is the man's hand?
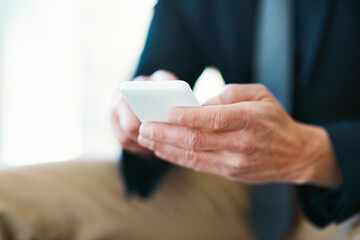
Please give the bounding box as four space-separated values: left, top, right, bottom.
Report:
138 84 343 187
111 70 179 160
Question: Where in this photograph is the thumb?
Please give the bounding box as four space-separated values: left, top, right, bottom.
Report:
151 70 179 81
203 84 274 105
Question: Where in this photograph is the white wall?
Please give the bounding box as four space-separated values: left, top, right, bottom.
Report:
0 0 224 165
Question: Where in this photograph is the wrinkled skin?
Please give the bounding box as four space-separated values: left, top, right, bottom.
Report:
112 70 342 188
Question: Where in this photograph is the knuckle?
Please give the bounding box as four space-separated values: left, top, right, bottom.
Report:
184 149 197 163
220 84 237 103
248 112 260 129
253 84 273 99
231 160 246 170
186 130 203 149
254 83 268 92
212 111 229 130
239 140 255 154
250 116 262 129
152 127 165 141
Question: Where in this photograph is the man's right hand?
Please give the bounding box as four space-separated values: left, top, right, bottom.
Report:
111 70 179 160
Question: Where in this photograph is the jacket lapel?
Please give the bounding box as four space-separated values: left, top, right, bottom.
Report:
299 0 337 89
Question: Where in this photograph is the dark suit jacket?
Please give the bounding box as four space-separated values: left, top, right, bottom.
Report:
120 0 360 227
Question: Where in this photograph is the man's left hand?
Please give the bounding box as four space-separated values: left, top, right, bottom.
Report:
138 84 342 187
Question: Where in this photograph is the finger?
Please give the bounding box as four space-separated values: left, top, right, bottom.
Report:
156 151 234 178
203 84 274 105
138 135 222 166
139 122 254 153
115 124 144 152
118 98 141 141
138 135 251 172
168 103 254 130
132 75 151 82
138 136 236 176
112 113 154 159
111 108 144 151
150 70 179 81
133 70 178 82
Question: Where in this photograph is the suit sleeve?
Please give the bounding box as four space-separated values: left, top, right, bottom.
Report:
297 121 360 227
119 0 207 197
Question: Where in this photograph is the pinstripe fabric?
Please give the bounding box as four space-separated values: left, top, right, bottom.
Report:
254 0 294 110
251 1 295 240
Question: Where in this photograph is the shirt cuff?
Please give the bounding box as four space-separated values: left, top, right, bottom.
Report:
296 122 360 227
296 184 345 227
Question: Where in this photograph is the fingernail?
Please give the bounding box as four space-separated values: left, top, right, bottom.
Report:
139 123 153 138
138 135 154 150
168 109 182 123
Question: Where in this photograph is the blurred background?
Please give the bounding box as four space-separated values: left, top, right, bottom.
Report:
0 0 224 166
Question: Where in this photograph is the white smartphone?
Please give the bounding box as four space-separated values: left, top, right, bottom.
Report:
120 80 200 123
